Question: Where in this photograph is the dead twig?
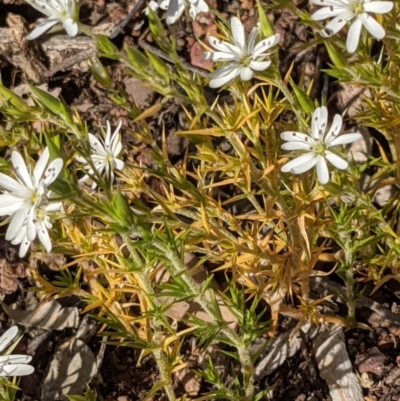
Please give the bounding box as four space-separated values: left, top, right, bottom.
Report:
108 0 148 40
311 276 400 326
138 39 210 79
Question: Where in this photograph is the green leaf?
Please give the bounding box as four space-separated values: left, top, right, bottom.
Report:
289 77 314 113
28 84 73 126
256 0 275 37
324 41 347 70
0 84 30 112
93 35 120 60
89 59 112 87
124 44 150 71
145 51 170 83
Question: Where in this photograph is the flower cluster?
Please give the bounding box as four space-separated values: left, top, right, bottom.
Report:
280 106 362 185
76 120 125 190
0 326 34 377
25 0 79 40
147 0 209 24
0 148 63 257
311 0 393 53
203 17 280 88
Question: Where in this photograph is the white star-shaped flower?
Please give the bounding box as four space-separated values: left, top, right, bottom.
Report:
280 106 362 185
203 17 280 88
147 0 208 24
77 120 125 189
11 202 63 258
311 0 393 53
25 0 80 40
0 147 63 250
0 326 34 377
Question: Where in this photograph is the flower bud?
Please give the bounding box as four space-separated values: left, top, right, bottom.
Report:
89 59 112 88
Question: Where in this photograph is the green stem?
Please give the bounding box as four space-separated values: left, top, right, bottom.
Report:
228 132 303 250
122 234 176 401
128 226 255 398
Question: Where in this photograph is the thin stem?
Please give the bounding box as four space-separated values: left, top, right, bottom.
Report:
122 233 177 401
128 226 255 397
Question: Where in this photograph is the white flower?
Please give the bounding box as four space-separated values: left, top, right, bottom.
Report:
11 202 63 258
0 326 34 377
147 0 209 24
77 120 125 189
203 17 280 88
0 148 63 249
25 0 80 40
280 106 362 185
311 0 393 53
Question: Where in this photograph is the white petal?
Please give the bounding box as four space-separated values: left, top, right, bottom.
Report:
166 0 185 24
311 107 327 139
321 11 354 37
0 363 34 377
18 237 31 258
26 18 58 40
26 208 37 242
311 0 345 5
318 106 328 136
37 221 52 253
363 1 393 14
281 131 315 145
311 7 349 21
324 114 343 145
281 152 317 174
44 202 63 212
247 27 259 53
316 156 329 184
42 158 63 186
207 36 242 58
62 18 78 37
281 142 313 151
253 34 280 57
0 193 26 206
146 0 159 11
358 13 385 39
209 65 240 88
6 205 31 241
110 121 123 153
33 147 50 186
0 327 18 353
114 159 125 171
89 133 107 156
203 51 237 62
329 132 362 146
249 60 271 71
240 67 254 81
230 17 245 49
105 121 112 147
0 174 29 194
0 355 32 364
325 151 349 169
346 18 363 52
113 142 122 157
12 152 34 190
190 0 208 13
11 226 27 245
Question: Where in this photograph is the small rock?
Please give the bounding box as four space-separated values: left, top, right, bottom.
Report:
175 368 201 396
356 346 392 376
124 77 155 108
360 372 375 388
190 42 213 69
166 131 187 157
